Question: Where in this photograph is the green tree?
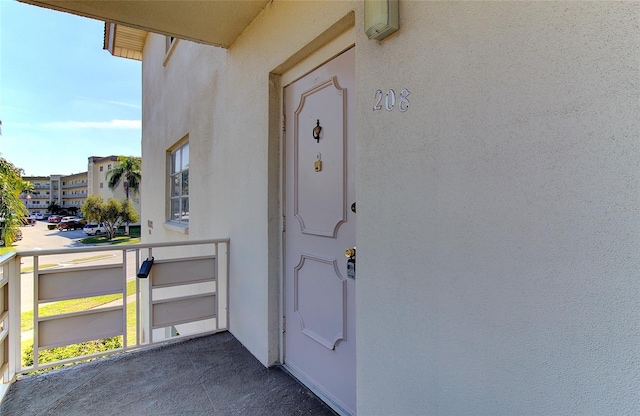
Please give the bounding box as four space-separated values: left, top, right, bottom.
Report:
81 195 139 240
0 157 30 246
47 202 61 215
106 156 141 235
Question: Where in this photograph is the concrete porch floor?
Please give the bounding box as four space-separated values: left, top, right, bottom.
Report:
0 332 336 415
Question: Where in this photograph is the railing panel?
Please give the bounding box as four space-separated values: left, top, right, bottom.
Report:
38 264 123 302
152 294 216 329
151 256 216 287
38 307 124 349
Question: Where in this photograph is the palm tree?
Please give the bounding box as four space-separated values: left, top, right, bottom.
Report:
47 202 61 215
106 156 141 235
0 157 30 246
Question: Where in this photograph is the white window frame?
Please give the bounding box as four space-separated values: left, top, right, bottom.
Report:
168 140 189 226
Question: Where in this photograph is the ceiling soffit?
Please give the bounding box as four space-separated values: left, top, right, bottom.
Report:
104 23 147 61
19 0 270 48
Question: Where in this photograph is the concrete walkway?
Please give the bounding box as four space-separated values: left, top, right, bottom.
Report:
0 332 336 416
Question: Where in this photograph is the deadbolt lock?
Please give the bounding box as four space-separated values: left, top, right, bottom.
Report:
345 248 356 258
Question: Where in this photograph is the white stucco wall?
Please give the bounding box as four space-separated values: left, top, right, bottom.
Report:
141 1 357 366
356 2 639 414
140 0 638 414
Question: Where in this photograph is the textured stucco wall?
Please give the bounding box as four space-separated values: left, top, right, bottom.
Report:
141 1 357 366
140 0 639 413
356 2 639 415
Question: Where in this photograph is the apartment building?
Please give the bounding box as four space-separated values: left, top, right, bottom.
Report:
21 175 53 215
88 156 141 216
22 155 140 217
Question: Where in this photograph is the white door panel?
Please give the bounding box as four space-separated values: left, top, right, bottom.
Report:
284 47 356 415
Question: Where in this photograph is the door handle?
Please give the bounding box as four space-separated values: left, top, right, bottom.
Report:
345 247 356 279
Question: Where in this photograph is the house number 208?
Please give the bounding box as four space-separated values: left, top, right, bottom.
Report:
373 88 410 112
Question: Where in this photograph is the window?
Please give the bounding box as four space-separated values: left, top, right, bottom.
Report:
107 164 112 170
100 183 104 189
169 142 189 224
100 166 104 172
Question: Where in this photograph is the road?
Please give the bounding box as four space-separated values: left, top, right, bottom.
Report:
14 221 139 312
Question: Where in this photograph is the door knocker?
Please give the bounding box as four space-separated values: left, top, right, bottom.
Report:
312 119 322 143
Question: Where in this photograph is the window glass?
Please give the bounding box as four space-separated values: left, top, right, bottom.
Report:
168 140 189 224
171 175 180 197
181 171 189 196
181 144 189 169
171 151 178 175
181 198 189 223
171 199 180 221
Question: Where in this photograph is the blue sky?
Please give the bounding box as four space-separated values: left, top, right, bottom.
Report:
0 0 141 176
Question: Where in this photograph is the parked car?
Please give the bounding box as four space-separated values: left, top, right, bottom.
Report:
48 215 62 223
21 218 36 226
57 219 86 231
61 216 81 222
83 223 107 236
35 213 45 220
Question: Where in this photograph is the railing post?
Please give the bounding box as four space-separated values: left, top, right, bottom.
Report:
122 249 128 349
135 248 141 347
32 256 39 369
218 241 229 330
8 255 21 383
138 248 152 344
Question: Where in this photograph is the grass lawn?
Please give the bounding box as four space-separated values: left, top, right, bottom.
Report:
66 254 116 263
80 225 141 245
21 280 137 332
81 235 141 245
20 254 115 274
0 246 16 256
20 264 58 273
21 280 139 367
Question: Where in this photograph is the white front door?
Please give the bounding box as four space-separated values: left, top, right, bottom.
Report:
284 47 356 415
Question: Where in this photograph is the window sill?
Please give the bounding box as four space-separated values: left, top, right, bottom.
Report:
163 221 189 234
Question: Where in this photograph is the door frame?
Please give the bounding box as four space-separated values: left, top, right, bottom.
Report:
270 24 355 413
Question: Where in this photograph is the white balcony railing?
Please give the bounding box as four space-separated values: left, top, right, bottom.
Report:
0 239 229 402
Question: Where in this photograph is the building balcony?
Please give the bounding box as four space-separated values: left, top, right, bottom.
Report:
61 194 87 200
62 182 88 189
0 240 330 414
0 332 330 415
0 240 329 415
